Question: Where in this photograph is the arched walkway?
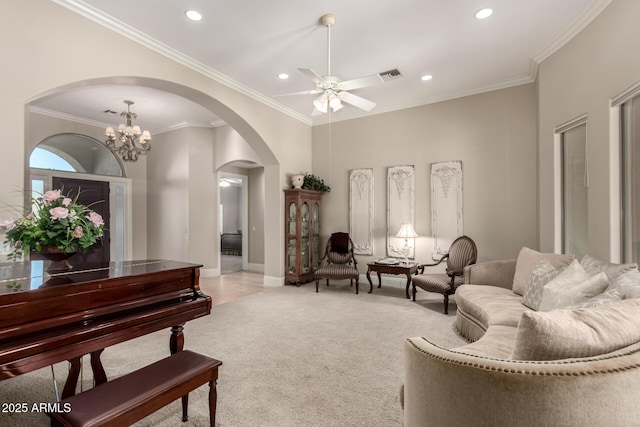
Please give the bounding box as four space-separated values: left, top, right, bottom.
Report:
25 77 282 282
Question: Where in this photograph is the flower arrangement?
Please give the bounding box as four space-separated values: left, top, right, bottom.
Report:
2 189 104 260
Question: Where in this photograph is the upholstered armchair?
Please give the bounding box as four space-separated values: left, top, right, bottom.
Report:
314 232 360 294
412 235 477 313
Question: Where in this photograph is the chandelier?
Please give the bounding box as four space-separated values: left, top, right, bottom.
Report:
104 100 151 162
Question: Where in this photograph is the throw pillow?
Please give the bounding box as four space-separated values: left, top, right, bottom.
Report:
580 254 637 282
570 287 623 308
512 247 574 296
511 298 640 361
538 260 609 311
614 269 640 299
521 259 563 310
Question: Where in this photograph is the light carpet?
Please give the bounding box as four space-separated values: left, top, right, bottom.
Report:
1 282 466 426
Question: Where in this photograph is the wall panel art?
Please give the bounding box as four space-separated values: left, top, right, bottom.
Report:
431 160 463 260
387 165 415 258
349 168 374 255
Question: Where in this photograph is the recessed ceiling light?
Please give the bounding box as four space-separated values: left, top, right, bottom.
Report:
277 73 289 80
421 75 433 81
185 10 202 21
475 8 493 19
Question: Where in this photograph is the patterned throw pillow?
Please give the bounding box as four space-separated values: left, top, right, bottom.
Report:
521 259 563 310
512 298 640 361
512 247 574 296
580 254 637 282
538 261 609 311
614 269 640 299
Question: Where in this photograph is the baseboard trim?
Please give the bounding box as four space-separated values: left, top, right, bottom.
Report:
246 263 264 273
263 275 283 287
201 268 219 277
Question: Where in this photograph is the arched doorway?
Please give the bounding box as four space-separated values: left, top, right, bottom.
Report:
29 133 131 262
26 77 280 280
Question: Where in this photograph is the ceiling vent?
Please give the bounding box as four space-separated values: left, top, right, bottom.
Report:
378 68 402 81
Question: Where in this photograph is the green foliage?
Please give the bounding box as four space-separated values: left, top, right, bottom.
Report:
2 189 104 260
303 173 331 193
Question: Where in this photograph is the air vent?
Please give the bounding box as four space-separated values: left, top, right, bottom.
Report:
103 109 118 114
378 68 402 81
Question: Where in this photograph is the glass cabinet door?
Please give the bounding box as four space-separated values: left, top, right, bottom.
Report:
288 202 297 236
288 239 296 273
301 203 309 237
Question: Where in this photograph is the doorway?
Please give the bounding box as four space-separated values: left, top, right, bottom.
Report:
219 172 248 274
52 176 110 264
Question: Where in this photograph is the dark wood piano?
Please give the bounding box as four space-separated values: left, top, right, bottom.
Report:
0 259 211 399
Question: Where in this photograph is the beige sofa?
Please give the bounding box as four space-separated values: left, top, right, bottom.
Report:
403 257 640 427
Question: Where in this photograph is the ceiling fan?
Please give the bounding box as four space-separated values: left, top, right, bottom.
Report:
280 13 384 115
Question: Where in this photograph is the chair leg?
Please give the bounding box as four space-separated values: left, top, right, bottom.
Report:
355 278 359 294
315 279 319 293
443 294 449 314
412 285 417 302
326 279 329 286
350 278 353 287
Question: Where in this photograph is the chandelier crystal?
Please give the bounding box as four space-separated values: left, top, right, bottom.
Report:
104 100 151 162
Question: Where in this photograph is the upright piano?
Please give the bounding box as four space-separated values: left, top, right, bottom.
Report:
0 259 211 398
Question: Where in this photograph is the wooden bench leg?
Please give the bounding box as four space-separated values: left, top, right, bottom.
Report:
182 393 189 422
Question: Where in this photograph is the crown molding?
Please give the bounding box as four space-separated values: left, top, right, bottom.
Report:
312 74 534 126
28 105 111 128
52 0 312 126
532 0 613 64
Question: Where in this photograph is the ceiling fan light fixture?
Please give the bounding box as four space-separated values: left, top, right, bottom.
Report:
313 94 328 113
329 93 342 112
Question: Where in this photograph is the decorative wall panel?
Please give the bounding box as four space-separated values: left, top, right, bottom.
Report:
349 169 374 255
431 161 463 260
387 165 415 258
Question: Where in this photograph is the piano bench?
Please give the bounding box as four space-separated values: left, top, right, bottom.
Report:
48 350 222 427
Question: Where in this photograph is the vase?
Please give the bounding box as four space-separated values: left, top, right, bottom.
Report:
291 174 304 189
36 246 77 273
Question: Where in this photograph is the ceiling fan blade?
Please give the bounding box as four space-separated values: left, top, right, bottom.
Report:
274 89 321 97
337 74 384 91
298 68 325 85
339 91 376 111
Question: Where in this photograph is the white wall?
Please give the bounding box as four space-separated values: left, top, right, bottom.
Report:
538 0 640 261
313 84 538 266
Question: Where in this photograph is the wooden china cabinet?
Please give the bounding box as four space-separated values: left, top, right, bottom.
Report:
284 189 323 285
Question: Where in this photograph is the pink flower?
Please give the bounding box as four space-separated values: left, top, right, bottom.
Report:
72 226 83 238
62 198 72 207
49 207 69 220
2 219 16 231
87 211 104 227
26 212 35 219
43 190 62 203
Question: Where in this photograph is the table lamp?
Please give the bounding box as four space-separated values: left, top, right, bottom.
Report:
396 223 419 264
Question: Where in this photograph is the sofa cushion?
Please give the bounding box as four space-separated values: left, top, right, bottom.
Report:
538 261 609 311
452 325 518 359
615 269 640 299
511 298 640 361
521 258 564 310
512 247 574 296
580 254 637 282
456 284 528 329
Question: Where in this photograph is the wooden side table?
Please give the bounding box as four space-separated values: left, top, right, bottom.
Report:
366 262 419 298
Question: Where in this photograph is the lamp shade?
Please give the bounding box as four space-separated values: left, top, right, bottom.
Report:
396 223 419 239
